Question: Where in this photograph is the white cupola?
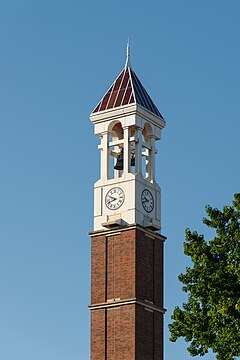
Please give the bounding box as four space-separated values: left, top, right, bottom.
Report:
90 46 166 232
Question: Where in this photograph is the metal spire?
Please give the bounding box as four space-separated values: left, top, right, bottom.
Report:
125 39 131 68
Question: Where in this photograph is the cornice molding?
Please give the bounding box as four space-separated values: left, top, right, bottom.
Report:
89 223 167 241
89 297 167 314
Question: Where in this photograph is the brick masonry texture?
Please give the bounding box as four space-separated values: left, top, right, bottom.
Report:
91 309 106 360
90 227 164 359
91 235 106 304
136 229 164 307
136 305 164 360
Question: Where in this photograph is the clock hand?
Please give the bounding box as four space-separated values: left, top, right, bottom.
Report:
107 195 117 205
111 195 118 201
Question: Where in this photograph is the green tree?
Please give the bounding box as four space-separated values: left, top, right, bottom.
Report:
169 193 240 360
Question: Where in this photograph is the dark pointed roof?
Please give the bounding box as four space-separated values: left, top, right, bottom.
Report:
92 65 164 120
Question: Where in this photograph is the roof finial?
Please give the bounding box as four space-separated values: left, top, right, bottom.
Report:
125 39 131 68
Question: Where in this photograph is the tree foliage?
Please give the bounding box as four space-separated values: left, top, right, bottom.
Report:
169 193 240 360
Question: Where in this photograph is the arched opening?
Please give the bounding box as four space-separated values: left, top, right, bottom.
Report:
111 122 123 141
108 121 124 179
142 123 153 142
99 121 155 180
129 126 136 173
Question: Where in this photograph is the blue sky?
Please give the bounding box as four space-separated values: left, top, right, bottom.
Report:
1 1 239 359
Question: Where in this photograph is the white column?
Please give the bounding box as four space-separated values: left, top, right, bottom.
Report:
149 135 156 182
123 126 130 175
100 131 110 180
135 127 142 174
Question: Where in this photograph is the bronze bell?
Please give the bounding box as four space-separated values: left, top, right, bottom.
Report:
131 153 135 167
114 149 124 170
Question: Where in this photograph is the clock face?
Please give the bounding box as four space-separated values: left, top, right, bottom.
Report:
141 189 154 213
105 187 125 210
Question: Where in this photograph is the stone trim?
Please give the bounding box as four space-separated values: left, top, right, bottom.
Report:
89 223 167 242
89 298 167 314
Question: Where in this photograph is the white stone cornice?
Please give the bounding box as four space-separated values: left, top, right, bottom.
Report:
89 223 167 241
90 103 166 131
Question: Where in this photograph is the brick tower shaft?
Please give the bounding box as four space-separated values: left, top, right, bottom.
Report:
89 226 165 360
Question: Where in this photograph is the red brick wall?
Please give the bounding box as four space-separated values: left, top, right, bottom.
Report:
136 305 154 359
107 231 136 301
90 227 164 360
91 235 106 304
154 312 164 359
91 309 105 360
136 230 163 307
91 230 136 304
91 305 136 360
107 305 135 359
154 239 164 307
136 306 164 360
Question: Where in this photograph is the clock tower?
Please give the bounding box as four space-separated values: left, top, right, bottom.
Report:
89 46 166 359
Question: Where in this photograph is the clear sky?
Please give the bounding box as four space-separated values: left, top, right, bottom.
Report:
1 1 239 359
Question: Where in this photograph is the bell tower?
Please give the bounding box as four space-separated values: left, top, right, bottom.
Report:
89 46 166 360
